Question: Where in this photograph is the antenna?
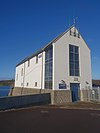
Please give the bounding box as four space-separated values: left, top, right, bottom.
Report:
73 17 78 26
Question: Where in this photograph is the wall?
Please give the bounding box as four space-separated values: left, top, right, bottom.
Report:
53 27 92 101
0 93 51 110
15 52 45 89
11 87 72 104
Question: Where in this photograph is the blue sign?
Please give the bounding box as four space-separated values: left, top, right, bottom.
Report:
59 84 66 89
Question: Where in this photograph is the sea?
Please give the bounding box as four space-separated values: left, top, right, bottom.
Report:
0 86 11 97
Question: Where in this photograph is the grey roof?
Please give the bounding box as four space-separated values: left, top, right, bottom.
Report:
16 25 74 67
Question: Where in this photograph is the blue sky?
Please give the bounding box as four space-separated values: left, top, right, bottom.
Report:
0 0 100 80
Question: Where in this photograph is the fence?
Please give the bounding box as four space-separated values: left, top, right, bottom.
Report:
91 87 100 102
80 88 100 102
0 93 51 110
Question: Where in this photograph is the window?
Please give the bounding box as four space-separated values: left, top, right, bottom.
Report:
69 29 80 38
28 60 30 67
35 82 37 87
45 46 53 89
69 44 79 76
21 68 23 76
36 55 38 63
27 82 29 86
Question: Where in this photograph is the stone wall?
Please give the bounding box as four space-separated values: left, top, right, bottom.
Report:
53 90 72 104
11 87 72 104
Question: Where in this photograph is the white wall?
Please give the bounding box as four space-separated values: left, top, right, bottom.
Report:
15 52 45 89
53 27 92 90
15 63 25 87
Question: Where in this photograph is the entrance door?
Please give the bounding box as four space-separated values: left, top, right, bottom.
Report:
70 83 80 102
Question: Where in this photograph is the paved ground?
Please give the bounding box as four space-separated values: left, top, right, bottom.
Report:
57 101 100 110
0 102 100 133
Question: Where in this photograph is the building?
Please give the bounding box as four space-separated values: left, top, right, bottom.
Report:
13 25 92 104
92 80 100 87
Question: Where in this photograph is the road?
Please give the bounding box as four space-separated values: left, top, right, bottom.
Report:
0 106 100 133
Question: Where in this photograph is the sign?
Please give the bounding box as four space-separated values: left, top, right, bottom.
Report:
59 84 66 89
74 78 78 81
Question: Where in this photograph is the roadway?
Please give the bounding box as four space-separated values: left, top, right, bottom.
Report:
0 105 100 133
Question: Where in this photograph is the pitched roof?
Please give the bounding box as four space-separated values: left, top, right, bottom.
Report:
16 25 74 67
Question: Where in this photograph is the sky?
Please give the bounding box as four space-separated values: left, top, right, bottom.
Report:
0 0 100 80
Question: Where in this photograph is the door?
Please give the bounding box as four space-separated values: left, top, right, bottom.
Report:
70 83 80 102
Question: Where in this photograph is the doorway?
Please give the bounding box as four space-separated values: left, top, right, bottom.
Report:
70 83 80 102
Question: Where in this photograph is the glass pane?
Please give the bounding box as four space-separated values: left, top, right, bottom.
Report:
49 63 52 76
70 62 74 69
70 53 74 61
70 69 74 76
69 45 74 52
75 46 78 53
45 46 53 89
49 48 52 59
75 69 79 76
45 50 49 61
49 81 52 89
75 54 79 61
75 62 79 69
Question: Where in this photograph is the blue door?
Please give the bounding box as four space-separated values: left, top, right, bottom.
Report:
70 83 80 102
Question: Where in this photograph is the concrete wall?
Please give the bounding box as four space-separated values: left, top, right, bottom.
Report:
11 87 72 104
0 93 51 110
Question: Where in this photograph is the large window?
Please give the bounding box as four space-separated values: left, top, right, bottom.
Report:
69 44 79 76
45 46 53 89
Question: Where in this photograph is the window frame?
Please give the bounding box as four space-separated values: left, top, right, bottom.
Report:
69 44 80 76
45 46 53 89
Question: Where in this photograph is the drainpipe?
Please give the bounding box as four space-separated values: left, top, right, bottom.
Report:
40 52 43 93
21 62 25 95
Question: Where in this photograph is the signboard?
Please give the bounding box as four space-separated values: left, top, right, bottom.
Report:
74 78 78 81
59 84 66 89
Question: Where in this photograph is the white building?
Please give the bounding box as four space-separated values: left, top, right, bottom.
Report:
13 25 92 104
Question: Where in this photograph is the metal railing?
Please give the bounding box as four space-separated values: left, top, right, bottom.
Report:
91 87 100 102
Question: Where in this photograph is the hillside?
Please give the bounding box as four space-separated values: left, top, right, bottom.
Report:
0 80 15 86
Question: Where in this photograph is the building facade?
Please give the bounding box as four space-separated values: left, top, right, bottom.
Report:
13 26 92 104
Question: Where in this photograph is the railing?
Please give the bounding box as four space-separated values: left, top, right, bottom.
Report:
80 88 100 102
91 87 100 102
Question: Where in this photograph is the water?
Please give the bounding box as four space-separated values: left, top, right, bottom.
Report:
0 86 11 97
